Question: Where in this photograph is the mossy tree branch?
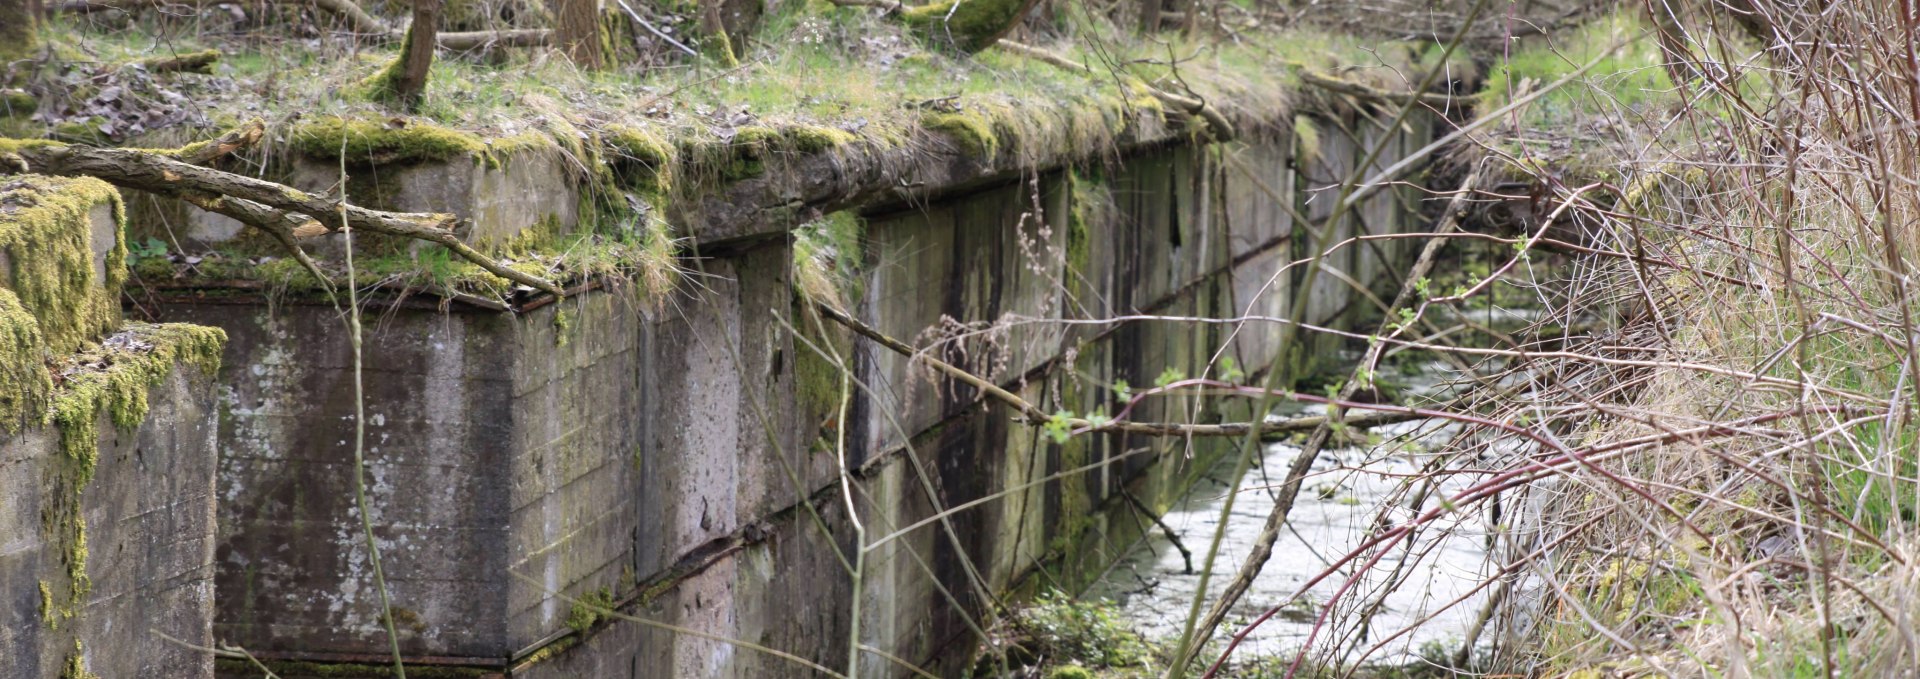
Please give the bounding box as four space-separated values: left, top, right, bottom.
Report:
2 121 566 297
135 49 222 74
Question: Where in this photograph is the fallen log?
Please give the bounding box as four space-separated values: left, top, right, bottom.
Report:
51 0 551 50
137 49 221 74
2 120 565 297
1299 68 1458 108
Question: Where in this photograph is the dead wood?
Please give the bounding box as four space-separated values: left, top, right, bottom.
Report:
3 119 566 297
51 0 551 50
814 301 1423 438
993 39 1237 141
1299 67 1458 108
136 49 221 74
438 29 552 50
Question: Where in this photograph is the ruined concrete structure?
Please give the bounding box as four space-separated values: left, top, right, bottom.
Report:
2 100 1428 677
1 176 224 678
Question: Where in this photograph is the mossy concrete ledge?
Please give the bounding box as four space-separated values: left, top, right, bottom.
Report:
126 117 585 257
0 322 227 679
0 175 126 362
109 105 1434 677
2 175 227 679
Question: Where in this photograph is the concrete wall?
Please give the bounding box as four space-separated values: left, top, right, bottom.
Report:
153 291 644 660
0 362 221 679
2 176 224 679
116 111 1432 678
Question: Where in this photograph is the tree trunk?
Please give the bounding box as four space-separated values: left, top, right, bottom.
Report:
393 0 441 108
698 0 738 66
1 0 40 66
1646 0 1701 87
552 0 604 69
1137 0 1160 32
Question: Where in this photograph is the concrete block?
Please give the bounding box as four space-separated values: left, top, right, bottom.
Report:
0 330 221 679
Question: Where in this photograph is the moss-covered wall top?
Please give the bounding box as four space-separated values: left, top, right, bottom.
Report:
0 175 126 358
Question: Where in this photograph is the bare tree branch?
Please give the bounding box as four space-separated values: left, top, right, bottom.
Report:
994 39 1238 141
4 120 565 297
813 302 1423 437
1299 67 1457 108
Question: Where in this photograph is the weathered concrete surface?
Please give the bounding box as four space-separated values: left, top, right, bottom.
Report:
2 176 223 679
0 346 222 679
151 290 641 660
118 107 1433 677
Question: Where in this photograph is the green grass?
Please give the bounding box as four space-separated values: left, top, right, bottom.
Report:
24 0 1417 159
1478 12 1676 122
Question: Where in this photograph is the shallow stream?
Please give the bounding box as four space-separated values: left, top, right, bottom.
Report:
1087 365 1496 669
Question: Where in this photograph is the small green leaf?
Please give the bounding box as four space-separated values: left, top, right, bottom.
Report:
1218 356 1244 383
1045 410 1074 444
1112 380 1131 402
1154 367 1185 388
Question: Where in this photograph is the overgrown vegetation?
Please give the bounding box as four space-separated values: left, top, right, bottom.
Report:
36 0 1911 678
1448 3 1920 676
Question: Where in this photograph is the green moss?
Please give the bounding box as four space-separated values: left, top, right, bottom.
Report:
678 127 782 182
357 26 421 104
565 587 615 633
553 308 574 347
49 119 111 144
39 322 226 630
1065 170 1108 284
1 89 34 116
788 124 857 154
1048 667 1095 679
1292 115 1322 166
60 640 99 679
289 116 489 165
702 28 741 68
793 322 847 428
512 636 581 668
134 225 677 308
0 176 126 358
0 137 62 156
602 123 677 195
0 289 49 433
921 111 1000 158
0 0 37 65
901 0 1038 53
